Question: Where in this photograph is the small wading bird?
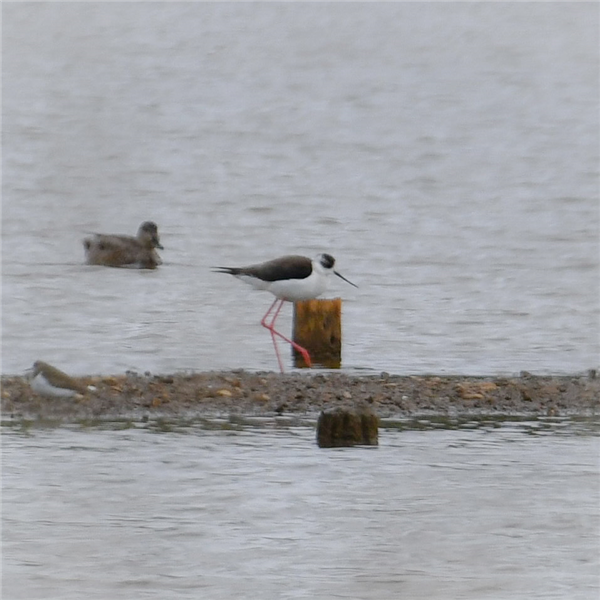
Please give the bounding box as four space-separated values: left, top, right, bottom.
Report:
213 253 357 372
83 221 163 269
27 361 91 399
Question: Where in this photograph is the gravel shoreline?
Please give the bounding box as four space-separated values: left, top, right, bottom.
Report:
2 370 599 424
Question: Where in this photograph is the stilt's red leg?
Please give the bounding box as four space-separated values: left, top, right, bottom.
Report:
260 298 281 328
267 300 312 368
260 298 312 371
261 298 285 372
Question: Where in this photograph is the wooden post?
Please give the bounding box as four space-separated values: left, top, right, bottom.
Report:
292 298 342 368
317 406 379 448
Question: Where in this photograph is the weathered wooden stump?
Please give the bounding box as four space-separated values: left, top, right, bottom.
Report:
293 298 342 368
316 405 379 448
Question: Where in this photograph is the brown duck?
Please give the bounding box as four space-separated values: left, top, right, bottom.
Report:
83 221 163 269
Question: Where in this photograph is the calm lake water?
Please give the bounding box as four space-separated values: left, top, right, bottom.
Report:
2 7 599 596
2 3 598 377
2 419 599 600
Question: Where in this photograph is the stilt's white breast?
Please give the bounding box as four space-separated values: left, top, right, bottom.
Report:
266 268 329 301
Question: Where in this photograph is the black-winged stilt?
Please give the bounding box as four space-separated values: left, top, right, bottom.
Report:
214 253 357 372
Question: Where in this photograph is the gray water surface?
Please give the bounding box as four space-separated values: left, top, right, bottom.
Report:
3 8 598 598
2 3 598 376
2 419 599 600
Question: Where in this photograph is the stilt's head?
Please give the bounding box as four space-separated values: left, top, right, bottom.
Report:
313 253 358 288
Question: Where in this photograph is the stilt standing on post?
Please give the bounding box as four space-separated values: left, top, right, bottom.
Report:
213 253 357 372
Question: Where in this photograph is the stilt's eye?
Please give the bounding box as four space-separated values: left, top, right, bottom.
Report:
320 254 335 269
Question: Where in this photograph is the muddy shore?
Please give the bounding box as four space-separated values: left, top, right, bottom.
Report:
2 370 599 424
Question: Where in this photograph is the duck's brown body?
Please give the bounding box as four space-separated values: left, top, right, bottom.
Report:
83 221 163 269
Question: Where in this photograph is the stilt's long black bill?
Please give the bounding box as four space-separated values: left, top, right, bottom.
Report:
334 270 358 288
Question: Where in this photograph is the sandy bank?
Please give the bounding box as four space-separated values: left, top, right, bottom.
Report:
2 370 598 424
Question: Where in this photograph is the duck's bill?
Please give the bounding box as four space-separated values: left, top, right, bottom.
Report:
334 270 358 288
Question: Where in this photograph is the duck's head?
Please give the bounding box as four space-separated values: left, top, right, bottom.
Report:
138 221 164 250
